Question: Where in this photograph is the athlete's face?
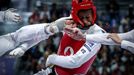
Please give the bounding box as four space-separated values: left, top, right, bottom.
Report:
64 9 93 33
78 9 93 26
64 9 94 39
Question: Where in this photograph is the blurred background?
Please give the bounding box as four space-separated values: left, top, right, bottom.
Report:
0 0 134 75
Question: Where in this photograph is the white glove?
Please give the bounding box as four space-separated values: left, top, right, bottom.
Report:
45 24 59 35
46 54 57 67
4 8 21 22
34 68 52 75
9 47 25 57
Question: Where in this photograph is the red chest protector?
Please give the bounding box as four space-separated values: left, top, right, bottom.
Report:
55 33 96 75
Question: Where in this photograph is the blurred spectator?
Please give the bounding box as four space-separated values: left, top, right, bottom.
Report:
127 4 134 30
28 9 40 24
39 4 50 23
0 0 12 10
50 3 59 21
43 36 56 53
106 0 119 20
30 45 43 60
53 33 63 50
86 66 100 75
58 4 70 17
14 51 34 75
35 0 42 11
120 16 129 32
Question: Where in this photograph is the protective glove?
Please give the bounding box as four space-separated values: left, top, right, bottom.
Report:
4 8 21 23
9 47 25 57
34 68 52 75
45 54 57 67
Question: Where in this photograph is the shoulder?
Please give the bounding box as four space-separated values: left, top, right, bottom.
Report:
53 16 72 26
86 24 106 34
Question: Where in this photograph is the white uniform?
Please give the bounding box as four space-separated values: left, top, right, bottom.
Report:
85 29 134 54
46 24 105 69
0 17 71 56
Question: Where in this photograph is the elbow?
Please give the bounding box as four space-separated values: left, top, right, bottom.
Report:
71 61 83 68
67 57 83 69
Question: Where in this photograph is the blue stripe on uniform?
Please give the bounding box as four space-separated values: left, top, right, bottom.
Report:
84 44 91 52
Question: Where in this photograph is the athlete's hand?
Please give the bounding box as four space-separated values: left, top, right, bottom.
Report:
46 54 57 67
64 26 85 40
34 68 52 75
9 47 25 57
107 33 122 44
65 19 77 27
4 8 21 23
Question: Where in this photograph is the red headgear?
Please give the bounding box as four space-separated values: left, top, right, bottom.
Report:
71 0 96 28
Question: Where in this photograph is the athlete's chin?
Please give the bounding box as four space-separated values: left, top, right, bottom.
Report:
85 22 92 26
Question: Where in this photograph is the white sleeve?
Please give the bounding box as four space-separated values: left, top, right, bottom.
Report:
0 17 68 56
86 33 118 45
0 33 17 56
118 30 134 42
47 42 101 69
17 40 40 51
11 23 54 52
13 23 52 43
119 30 134 53
0 23 51 56
121 40 134 54
86 30 134 54
52 17 72 31
13 17 71 42
0 11 4 22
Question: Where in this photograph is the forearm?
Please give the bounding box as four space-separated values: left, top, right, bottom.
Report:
47 42 101 69
118 30 134 42
86 33 119 45
119 30 134 54
18 38 42 51
121 40 134 54
12 23 55 43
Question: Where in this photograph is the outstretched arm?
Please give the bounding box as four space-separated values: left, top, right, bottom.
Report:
0 23 51 56
8 23 58 57
63 26 134 50
86 30 134 54
107 30 134 54
9 17 71 57
46 42 101 69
